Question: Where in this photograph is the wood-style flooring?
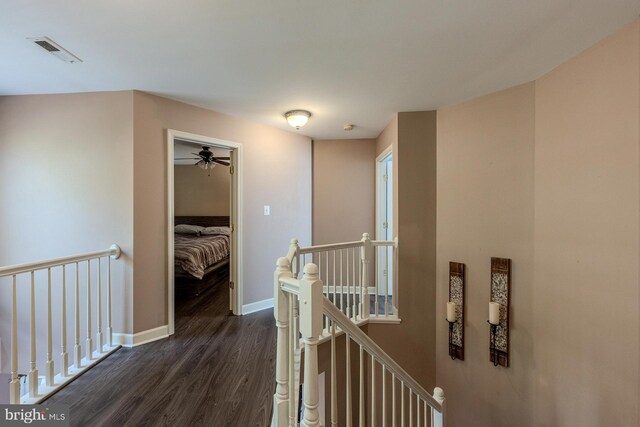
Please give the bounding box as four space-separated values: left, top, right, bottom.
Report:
45 271 276 427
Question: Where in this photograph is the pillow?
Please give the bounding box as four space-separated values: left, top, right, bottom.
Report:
201 226 231 236
175 224 204 235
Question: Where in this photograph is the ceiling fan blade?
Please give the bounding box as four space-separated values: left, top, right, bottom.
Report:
174 157 200 160
214 157 231 160
213 159 230 166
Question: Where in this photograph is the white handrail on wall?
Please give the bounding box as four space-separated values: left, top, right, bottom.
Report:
272 257 445 427
0 245 122 404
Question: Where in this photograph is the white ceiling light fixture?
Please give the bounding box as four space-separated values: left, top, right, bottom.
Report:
285 110 311 130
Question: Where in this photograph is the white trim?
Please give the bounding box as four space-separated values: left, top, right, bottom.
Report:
112 325 169 348
242 298 274 315
167 129 244 336
375 146 393 297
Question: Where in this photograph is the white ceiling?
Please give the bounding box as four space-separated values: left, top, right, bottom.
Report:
1 1 638 139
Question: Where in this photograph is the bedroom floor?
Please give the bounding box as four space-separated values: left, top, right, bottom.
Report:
44 270 276 427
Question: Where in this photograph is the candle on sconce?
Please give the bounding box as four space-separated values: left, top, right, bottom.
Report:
489 302 500 325
446 302 457 323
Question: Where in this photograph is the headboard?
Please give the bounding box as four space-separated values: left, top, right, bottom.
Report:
175 216 230 227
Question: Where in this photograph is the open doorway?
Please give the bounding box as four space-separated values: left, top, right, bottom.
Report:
376 147 393 299
167 129 243 336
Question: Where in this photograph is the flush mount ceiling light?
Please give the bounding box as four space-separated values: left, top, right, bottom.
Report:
284 110 311 129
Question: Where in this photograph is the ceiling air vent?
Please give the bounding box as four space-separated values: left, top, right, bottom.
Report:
28 37 82 63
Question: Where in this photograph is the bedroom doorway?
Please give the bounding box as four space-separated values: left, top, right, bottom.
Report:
167 129 243 336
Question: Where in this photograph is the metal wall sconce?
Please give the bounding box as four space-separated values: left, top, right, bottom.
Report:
447 262 465 360
488 257 511 367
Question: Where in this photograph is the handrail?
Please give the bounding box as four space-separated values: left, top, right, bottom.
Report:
322 296 444 413
0 245 122 277
298 240 363 254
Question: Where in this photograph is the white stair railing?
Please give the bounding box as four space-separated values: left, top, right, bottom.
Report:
0 245 122 404
272 257 445 427
287 233 399 325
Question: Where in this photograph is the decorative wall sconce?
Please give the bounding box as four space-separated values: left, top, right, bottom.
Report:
447 262 465 360
488 257 511 367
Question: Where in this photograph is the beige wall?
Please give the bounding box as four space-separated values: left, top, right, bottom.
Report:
436 20 639 427
133 91 312 332
313 139 376 244
369 111 438 390
0 92 134 372
174 164 230 216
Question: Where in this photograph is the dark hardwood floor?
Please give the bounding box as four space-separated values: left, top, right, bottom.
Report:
46 271 276 427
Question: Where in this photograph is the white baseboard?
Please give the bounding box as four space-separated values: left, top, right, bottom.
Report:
242 298 274 315
112 325 169 348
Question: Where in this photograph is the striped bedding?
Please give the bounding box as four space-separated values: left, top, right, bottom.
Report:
174 234 230 279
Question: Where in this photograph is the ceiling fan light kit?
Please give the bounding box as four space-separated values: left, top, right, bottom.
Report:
284 110 311 129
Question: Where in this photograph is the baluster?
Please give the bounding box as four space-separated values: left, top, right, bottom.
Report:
382 365 386 427
289 294 296 427
346 249 351 318
29 271 38 397
61 265 69 377
345 333 352 427
371 355 376 427
333 250 337 310
352 247 357 320
107 255 112 348
45 268 54 386
393 238 399 316
300 264 322 427
86 259 92 360
97 257 102 352
74 262 81 368
423 400 427 427
340 249 344 313
10 275 20 403
416 396 420 427
375 247 380 316
361 233 371 320
359 345 364 427
409 390 413 427
385 246 390 317
330 320 337 426
392 374 397 427
273 257 291 427
400 382 405 427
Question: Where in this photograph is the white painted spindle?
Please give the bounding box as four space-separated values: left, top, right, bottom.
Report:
382 365 387 427
330 320 337 426
61 265 69 377
74 262 81 368
346 333 352 427
371 355 376 427
45 268 54 386
409 390 413 427
352 247 357 320
346 248 351 318
106 255 112 348
10 275 20 403
401 382 405 427
361 233 371 320
359 345 365 427
392 374 397 427
29 271 38 397
86 259 92 360
97 257 102 352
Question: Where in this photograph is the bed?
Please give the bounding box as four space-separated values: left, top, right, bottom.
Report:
174 216 230 296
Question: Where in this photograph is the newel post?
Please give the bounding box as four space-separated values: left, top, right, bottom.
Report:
433 387 446 427
299 263 324 427
273 257 292 427
361 233 372 320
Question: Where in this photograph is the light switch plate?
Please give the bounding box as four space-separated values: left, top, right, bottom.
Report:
264 205 270 216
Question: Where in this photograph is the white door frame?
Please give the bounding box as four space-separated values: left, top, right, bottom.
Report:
375 145 393 295
166 129 244 335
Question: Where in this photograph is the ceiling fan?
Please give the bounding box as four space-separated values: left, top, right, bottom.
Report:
174 146 230 173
